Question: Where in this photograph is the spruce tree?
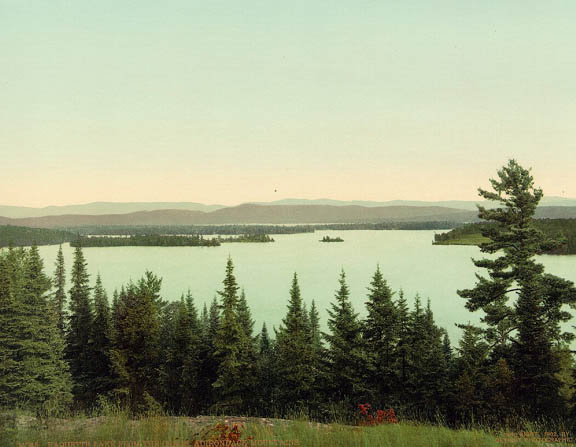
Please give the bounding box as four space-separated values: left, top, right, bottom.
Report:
275 273 315 410
394 290 411 399
451 324 490 421
0 247 72 412
406 296 448 416
52 245 67 335
66 245 94 406
363 265 398 405
164 291 201 414
91 274 115 399
212 258 252 412
458 159 576 416
309 300 323 355
237 289 255 342
324 271 368 406
197 297 220 410
257 322 277 415
111 274 162 413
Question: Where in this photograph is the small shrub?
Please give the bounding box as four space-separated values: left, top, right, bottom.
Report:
357 403 398 426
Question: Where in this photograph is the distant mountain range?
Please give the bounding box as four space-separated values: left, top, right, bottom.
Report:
1 196 575 219
251 196 576 210
0 202 224 219
1 203 576 228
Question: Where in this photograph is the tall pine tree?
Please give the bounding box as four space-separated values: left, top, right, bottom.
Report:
275 273 315 411
324 270 368 405
52 245 67 335
65 245 94 407
458 160 576 416
212 258 252 412
363 266 398 405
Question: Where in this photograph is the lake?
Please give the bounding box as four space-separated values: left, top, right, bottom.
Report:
37 230 576 342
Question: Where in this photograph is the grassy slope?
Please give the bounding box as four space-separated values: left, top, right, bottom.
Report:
1 414 553 447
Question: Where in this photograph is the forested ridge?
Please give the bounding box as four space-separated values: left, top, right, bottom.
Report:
0 225 75 247
2 161 576 431
434 218 576 254
68 221 460 236
70 234 274 247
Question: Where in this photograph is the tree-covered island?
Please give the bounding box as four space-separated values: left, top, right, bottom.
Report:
320 236 344 242
70 234 275 247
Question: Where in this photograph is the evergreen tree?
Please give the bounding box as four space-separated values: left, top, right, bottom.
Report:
275 273 315 410
394 289 411 399
237 289 255 342
91 274 115 399
458 160 576 416
324 271 368 405
406 296 448 416
167 291 202 414
363 265 398 405
451 324 490 421
197 297 220 410
52 245 67 335
65 245 94 406
111 274 162 413
0 247 72 413
442 332 453 368
309 300 323 355
256 322 277 414
212 258 252 412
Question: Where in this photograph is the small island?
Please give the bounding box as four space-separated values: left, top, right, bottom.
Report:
320 236 344 243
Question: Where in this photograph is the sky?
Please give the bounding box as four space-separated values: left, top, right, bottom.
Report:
1 1 575 207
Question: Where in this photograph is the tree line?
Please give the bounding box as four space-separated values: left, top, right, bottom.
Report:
0 225 75 247
68 221 461 237
70 235 221 247
434 218 576 254
1 160 576 428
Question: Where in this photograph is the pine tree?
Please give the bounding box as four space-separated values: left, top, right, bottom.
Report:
309 300 323 355
0 247 72 413
111 274 162 413
52 245 67 335
65 245 94 406
91 274 115 399
451 324 490 421
324 271 368 405
212 258 252 412
237 289 255 342
406 296 448 416
458 160 576 416
275 273 315 410
197 297 220 410
257 322 277 415
363 265 398 405
165 291 202 414
394 290 411 399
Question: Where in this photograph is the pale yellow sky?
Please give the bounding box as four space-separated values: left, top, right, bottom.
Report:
1 1 575 207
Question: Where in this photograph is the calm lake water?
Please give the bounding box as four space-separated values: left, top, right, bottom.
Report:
37 230 576 342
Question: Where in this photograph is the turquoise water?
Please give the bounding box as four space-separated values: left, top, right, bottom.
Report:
37 230 576 342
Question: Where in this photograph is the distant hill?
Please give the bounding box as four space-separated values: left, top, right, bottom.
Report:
0 204 479 228
1 203 576 229
251 196 576 211
0 202 224 218
2 196 575 218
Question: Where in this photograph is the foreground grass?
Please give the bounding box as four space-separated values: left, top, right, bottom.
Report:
1 413 562 447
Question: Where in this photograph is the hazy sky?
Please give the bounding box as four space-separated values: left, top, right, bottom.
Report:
2 1 575 207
